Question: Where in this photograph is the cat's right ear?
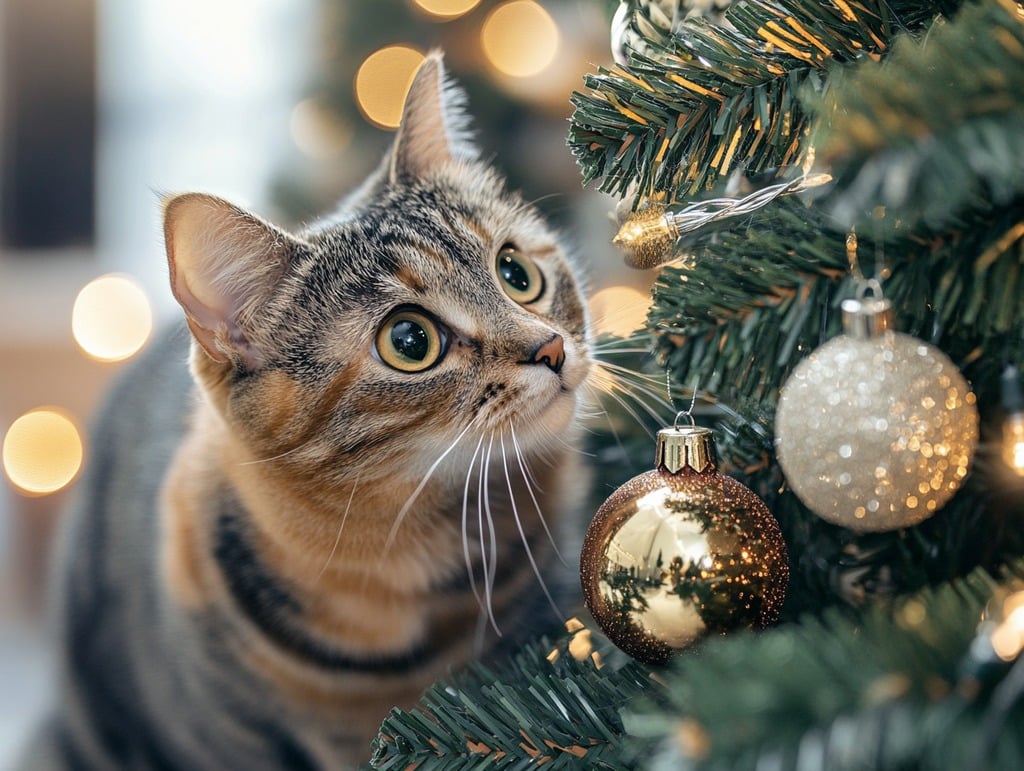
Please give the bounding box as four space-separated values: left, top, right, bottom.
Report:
163 193 303 370
389 50 478 182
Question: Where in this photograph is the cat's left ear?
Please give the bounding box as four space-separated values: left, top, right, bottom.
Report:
389 50 478 182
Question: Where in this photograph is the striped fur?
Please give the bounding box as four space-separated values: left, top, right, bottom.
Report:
21 52 591 769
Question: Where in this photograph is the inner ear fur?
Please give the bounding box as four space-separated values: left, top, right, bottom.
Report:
389 50 478 182
163 192 305 369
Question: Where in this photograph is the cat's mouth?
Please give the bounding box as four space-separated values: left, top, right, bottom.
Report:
479 356 589 441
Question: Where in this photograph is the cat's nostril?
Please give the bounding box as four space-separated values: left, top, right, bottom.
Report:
530 334 565 374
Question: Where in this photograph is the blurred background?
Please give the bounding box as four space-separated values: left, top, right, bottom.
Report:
0 0 659 763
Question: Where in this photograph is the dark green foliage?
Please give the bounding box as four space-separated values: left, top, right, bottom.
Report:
569 0 958 200
624 562 1024 770
809 0 1024 231
369 564 1024 770
370 631 651 768
642 185 1024 612
371 0 1024 766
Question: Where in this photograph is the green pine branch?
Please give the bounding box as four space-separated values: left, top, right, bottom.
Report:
568 0 958 200
371 564 1024 769
624 561 1024 770
648 195 1024 413
370 630 651 768
643 187 1024 611
650 196 850 406
808 0 1024 231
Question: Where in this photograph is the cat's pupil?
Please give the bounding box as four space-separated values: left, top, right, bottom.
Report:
499 253 531 293
391 320 429 362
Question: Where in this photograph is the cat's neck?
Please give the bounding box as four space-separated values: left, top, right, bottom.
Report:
160 396 572 657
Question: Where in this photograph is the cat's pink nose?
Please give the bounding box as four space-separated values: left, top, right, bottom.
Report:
531 334 565 374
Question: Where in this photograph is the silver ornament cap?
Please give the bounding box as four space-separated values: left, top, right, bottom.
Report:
841 294 895 339
655 425 716 473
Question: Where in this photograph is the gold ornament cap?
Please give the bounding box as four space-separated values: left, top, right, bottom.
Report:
656 425 716 473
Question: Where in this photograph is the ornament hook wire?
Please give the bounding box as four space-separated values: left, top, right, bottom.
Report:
666 371 699 429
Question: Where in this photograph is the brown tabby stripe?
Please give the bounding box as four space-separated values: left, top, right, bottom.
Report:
213 509 441 674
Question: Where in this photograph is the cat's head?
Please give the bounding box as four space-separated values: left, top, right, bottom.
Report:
163 51 590 485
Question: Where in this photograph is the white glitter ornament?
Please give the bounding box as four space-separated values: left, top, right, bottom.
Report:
775 288 979 532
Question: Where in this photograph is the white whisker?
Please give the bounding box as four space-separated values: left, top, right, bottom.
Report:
594 361 675 410
479 433 500 636
590 344 655 355
591 372 662 433
315 473 360 583
509 424 567 568
594 364 672 415
462 434 486 613
382 420 477 558
237 441 313 467
500 428 562 620
581 382 630 460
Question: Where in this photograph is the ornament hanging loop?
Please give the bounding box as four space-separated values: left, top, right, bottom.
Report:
673 410 697 430
855 277 885 301
666 371 699 429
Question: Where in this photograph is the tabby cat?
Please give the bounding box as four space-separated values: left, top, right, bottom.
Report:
21 52 591 769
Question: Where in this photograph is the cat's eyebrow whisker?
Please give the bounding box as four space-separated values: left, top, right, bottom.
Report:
515 192 565 215
315 472 360 583
509 424 567 568
381 420 477 560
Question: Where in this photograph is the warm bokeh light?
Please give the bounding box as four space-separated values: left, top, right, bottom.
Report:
3 409 84 496
991 590 1024 661
1003 413 1024 476
481 1 560 78
290 98 353 160
354 45 425 129
411 0 481 19
589 285 652 337
72 274 153 362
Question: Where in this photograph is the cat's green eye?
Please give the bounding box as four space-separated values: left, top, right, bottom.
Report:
496 247 544 305
375 309 446 373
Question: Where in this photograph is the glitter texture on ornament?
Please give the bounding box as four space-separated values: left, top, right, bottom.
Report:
776 293 978 532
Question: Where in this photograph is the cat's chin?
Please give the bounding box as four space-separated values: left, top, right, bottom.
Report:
507 387 579 448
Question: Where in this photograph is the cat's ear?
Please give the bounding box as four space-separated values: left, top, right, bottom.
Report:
163 193 303 369
389 50 478 182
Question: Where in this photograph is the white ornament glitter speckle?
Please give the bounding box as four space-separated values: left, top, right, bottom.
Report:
775 298 978 532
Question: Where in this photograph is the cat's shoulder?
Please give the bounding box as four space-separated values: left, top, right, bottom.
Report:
80 323 196 503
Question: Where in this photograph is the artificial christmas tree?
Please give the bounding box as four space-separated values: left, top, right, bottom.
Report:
368 0 1024 766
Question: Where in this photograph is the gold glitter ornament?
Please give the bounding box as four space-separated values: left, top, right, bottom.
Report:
580 424 789 665
775 287 979 532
